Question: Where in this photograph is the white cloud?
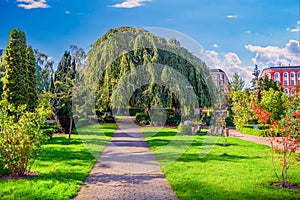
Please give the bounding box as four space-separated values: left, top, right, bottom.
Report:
111 0 151 8
286 39 300 55
213 43 219 48
203 50 253 87
286 20 300 33
287 27 300 33
245 40 300 67
227 15 237 19
17 0 50 9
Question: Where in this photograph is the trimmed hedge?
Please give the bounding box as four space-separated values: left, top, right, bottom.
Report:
238 127 268 137
135 113 150 125
134 109 181 126
129 107 144 116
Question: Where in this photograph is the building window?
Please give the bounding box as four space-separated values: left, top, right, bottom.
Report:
266 73 271 79
298 72 300 84
274 72 280 83
290 72 295 86
283 72 288 86
291 89 295 97
284 88 289 95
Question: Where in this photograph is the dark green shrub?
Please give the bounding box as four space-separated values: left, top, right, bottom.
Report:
165 108 173 114
202 116 211 126
135 113 150 125
104 116 115 123
225 116 235 127
166 114 181 126
129 107 144 116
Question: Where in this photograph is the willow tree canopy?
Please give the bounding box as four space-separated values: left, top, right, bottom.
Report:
76 26 216 116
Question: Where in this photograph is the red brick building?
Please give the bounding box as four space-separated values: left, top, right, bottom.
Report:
260 66 300 96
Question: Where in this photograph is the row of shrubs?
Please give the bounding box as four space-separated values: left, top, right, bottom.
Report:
134 108 181 126
134 108 235 127
237 124 277 137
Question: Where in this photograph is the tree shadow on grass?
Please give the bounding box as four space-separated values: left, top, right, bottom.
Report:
37 148 94 162
154 151 263 163
34 171 89 183
46 136 83 145
172 179 288 200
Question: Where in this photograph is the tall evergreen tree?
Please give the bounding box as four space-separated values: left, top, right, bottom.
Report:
261 75 282 92
2 29 29 108
251 64 262 101
50 51 76 133
230 73 245 92
26 46 38 110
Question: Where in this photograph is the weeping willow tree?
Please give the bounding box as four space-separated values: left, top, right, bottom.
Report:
76 27 216 117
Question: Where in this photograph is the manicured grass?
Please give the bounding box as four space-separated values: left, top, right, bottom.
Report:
142 127 300 200
0 123 117 200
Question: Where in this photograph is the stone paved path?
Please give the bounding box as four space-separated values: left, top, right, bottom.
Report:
74 116 178 200
229 129 300 153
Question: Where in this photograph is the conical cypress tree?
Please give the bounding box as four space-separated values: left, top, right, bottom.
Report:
26 46 38 110
2 29 29 107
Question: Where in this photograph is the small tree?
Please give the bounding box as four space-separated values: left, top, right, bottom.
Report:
0 101 46 177
231 89 256 129
253 102 300 188
259 88 288 120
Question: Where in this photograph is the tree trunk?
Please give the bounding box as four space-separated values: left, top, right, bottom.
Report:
68 117 72 145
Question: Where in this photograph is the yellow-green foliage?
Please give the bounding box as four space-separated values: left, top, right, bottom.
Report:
0 101 46 177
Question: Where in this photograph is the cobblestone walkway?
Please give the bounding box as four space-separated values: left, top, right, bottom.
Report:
74 117 178 200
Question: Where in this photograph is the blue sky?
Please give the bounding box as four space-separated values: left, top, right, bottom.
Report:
0 0 299 84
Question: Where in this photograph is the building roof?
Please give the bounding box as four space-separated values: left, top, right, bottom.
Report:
262 66 300 71
268 66 300 69
261 65 300 75
209 68 225 73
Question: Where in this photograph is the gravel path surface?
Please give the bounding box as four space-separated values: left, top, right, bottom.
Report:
74 116 178 200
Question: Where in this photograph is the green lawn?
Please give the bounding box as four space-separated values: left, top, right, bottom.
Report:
0 123 117 200
142 127 300 200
